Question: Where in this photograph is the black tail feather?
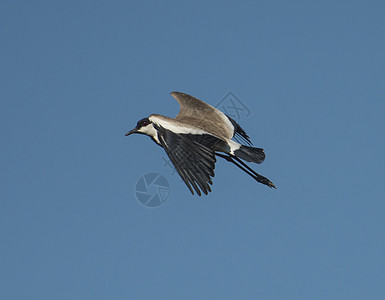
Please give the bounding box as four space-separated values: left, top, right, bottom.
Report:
234 145 265 164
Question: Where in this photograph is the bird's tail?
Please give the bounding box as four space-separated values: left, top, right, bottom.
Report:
234 145 265 164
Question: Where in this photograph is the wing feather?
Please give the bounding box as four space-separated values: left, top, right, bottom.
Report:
225 115 253 146
170 92 234 140
156 125 220 195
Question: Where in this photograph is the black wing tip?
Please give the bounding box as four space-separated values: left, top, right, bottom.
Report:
186 181 212 196
194 187 211 196
233 135 253 146
225 114 253 146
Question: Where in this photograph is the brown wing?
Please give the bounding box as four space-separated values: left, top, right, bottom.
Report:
170 91 234 140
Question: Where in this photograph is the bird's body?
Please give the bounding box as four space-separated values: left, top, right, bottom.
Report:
126 92 275 195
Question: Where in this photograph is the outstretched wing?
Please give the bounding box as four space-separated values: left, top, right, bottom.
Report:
225 115 253 146
155 124 220 196
171 91 217 120
170 92 234 140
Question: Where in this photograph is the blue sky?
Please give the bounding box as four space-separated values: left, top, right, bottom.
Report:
1 0 384 299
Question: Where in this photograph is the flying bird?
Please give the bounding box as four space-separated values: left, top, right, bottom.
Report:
125 92 275 196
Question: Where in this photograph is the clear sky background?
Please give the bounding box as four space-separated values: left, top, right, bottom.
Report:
1 0 385 299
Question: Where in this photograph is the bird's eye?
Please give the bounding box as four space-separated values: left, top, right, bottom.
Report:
138 118 150 127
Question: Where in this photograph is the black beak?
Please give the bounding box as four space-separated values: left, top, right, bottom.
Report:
125 128 138 136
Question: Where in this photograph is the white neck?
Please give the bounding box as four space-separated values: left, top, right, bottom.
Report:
137 124 160 144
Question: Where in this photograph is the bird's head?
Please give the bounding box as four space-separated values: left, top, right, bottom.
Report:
125 117 154 137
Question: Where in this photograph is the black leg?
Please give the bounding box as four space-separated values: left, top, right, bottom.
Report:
216 153 276 189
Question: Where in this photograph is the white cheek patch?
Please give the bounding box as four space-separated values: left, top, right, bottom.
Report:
138 124 160 143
